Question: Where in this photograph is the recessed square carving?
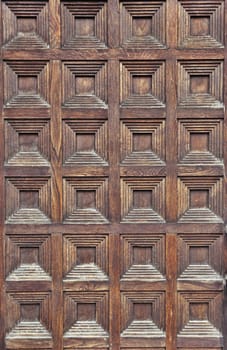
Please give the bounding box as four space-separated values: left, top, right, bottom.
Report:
120 61 165 108
190 16 210 36
77 303 96 321
6 177 51 224
20 190 39 208
121 234 165 281
133 75 152 95
189 246 209 265
62 61 107 108
178 119 223 165
178 0 224 48
17 16 37 33
64 292 109 343
5 292 52 345
2 0 49 49
177 292 222 345
77 246 96 265
5 234 52 281
61 1 107 48
76 190 96 209
133 246 152 265
190 132 209 152
63 234 108 281
63 120 108 165
190 189 209 208
120 1 166 48
178 61 223 108
190 75 210 94
4 61 50 108
75 17 95 36
189 302 208 321
63 178 108 224
76 133 95 152
5 119 50 166
17 188 43 214
133 133 152 152
178 177 223 223
178 234 223 281
20 247 39 264
133 190 152 209
132 16 152 36
21 303 40 321
75 77 95 95
121 120 165 165
133 303 152 320
18 75 37 95
121 177 165 223
19 133 39 152
121 292 165 344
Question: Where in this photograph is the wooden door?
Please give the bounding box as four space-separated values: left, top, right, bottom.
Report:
0 0 226 349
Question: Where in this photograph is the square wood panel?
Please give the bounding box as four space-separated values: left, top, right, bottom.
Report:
177 234 223 281
63 177 109 223
5 292 52 348
121 291 165 347
61 0 107 48
2 0 49 49
178 0 224 48
121 177 165 223
62 61 108 108
120 0 166 48
177 60 223 108
178 119 223 165
177 292 223 347
178 177 223 223
63 234 108 281
120 234 165 281
63 119 108 165
120 119 165 166
5 234 52 281
3 61 50 108
120 61 165 108
5 177 51 224
64 292 109 346
5 119 50 166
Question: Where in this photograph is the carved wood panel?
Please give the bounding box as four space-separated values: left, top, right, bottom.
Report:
0 0 226 350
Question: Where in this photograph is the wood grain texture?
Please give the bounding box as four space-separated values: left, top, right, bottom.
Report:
0 0 226 349
2 0 49 49
50 60 62 222
166 233 177 350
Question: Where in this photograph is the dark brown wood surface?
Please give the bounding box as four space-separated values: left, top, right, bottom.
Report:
0 0 226 349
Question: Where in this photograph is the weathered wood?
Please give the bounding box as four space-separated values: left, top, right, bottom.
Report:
0 0 226 349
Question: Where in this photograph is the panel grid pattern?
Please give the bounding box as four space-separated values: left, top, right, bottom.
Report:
0 0 226 349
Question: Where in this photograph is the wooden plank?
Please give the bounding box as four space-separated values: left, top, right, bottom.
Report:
109 233 120 350
166 233 177 350
2 47 225 61
50 60 62 222
49 0 62 343
52 233 63 350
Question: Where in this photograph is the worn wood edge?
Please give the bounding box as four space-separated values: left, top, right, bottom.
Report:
0 16 6 348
